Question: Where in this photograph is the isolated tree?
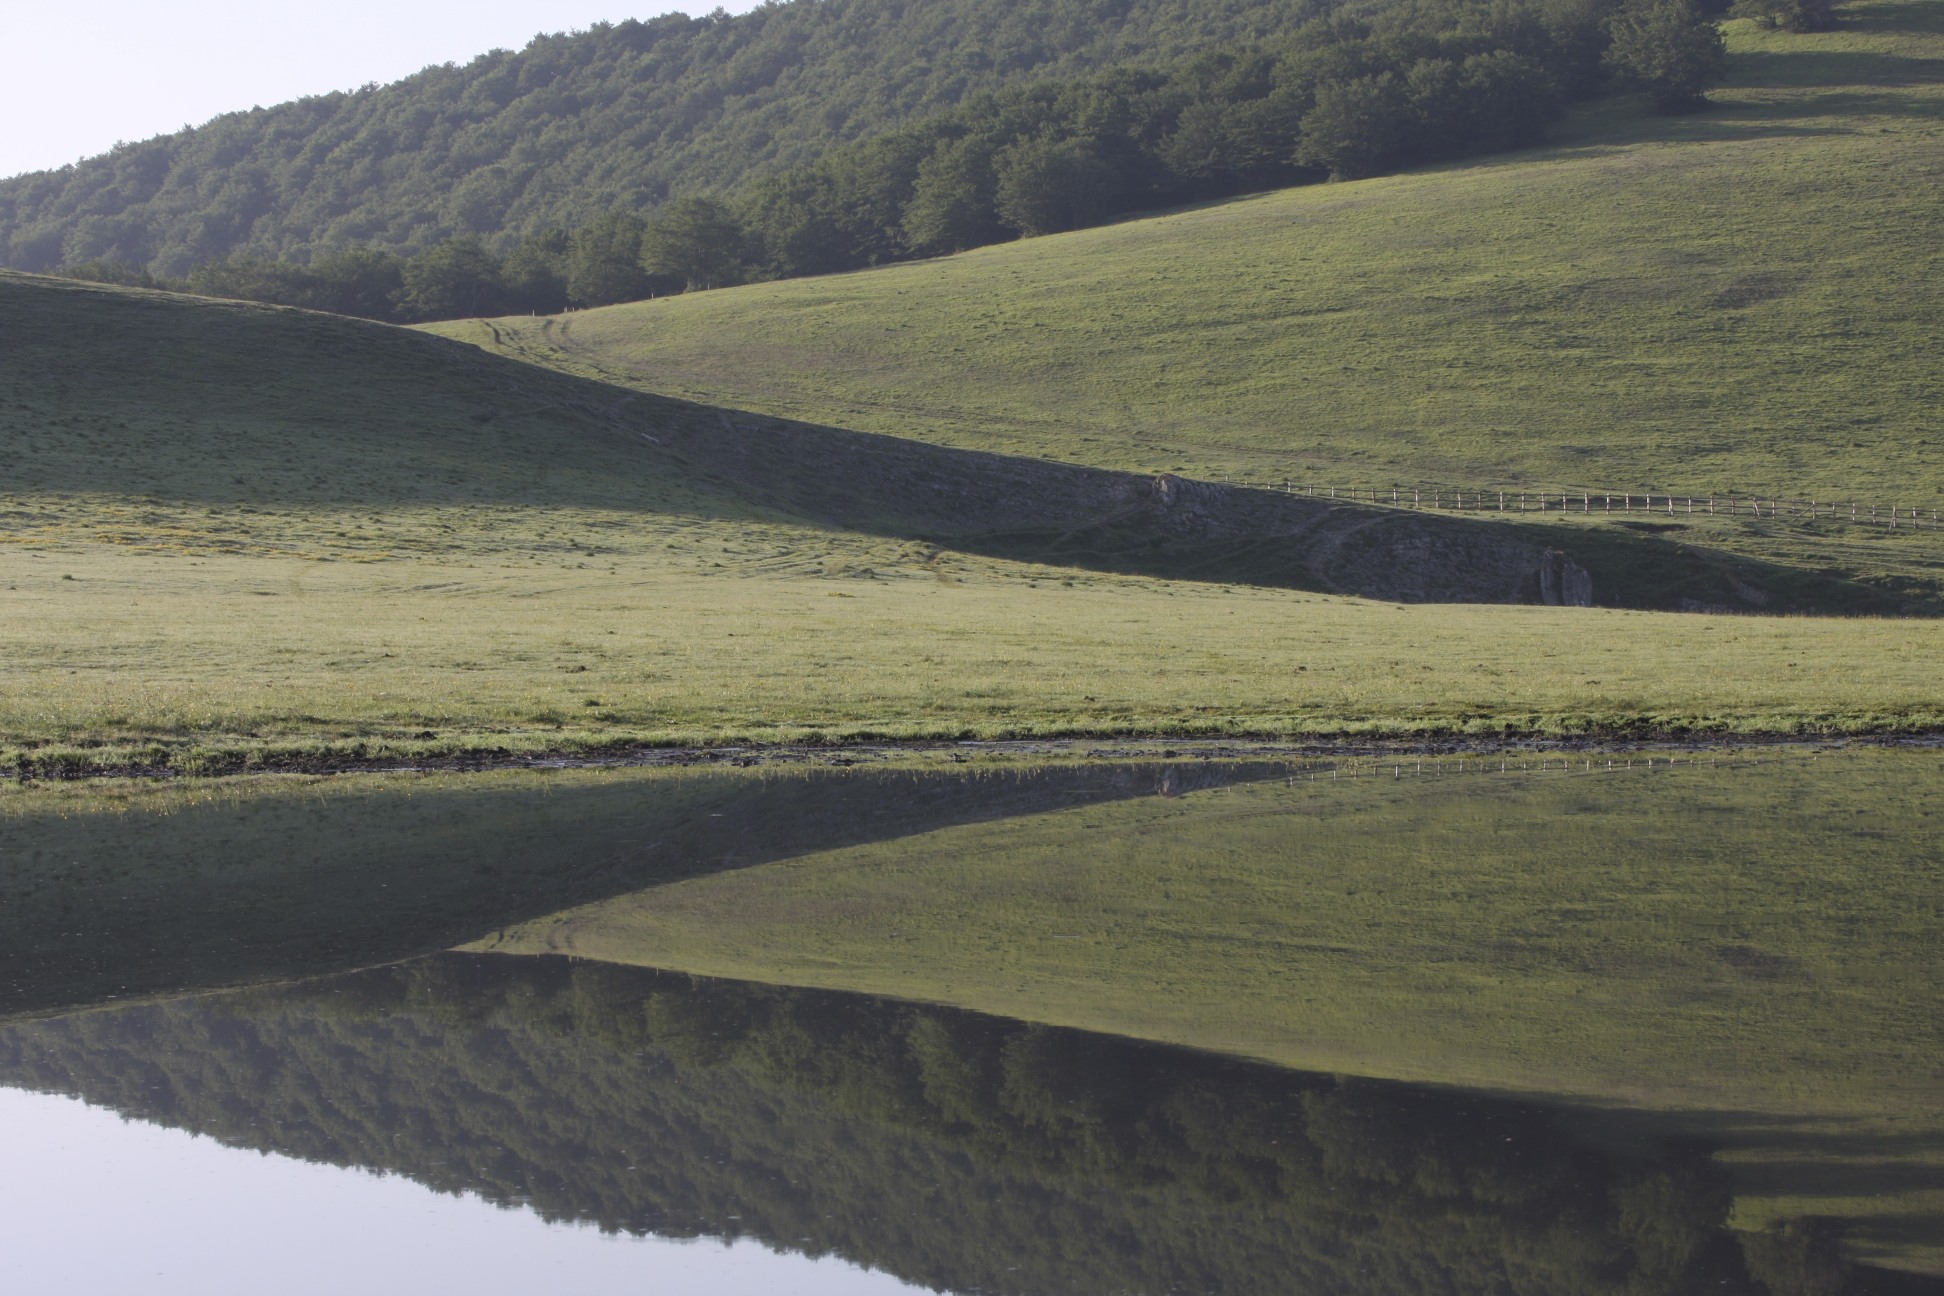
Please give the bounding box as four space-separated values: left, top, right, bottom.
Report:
902 138 1002 255
1731 0 1836 32
639 196 746 291
566 212 650 307
992 137 1114 236
1606 0 1729 114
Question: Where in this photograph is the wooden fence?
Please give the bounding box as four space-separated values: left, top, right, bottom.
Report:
1269 483 1942 531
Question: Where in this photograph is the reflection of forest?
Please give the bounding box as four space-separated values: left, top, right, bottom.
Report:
0 955 1926 1296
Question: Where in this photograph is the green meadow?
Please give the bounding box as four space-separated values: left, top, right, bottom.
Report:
7 546 1944 774
432 1 1944 594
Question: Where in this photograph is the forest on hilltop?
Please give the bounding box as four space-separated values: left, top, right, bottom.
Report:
0 0 1329 276
3 0 1752 322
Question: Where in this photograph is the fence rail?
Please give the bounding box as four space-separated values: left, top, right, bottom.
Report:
1263 482 1942 532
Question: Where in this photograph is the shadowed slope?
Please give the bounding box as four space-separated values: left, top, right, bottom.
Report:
4 271 1900 610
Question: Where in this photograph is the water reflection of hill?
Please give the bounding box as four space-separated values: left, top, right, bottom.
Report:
0 956 1934 1296
0 759 1278 1020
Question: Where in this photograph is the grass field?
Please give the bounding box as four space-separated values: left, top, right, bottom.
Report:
6 545 1944 774
429 0 1944 594
476 747 1944 1270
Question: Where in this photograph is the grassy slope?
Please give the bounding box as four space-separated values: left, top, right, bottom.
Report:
430 0 1944 597
3 272 1942 771
477 747 1944 1270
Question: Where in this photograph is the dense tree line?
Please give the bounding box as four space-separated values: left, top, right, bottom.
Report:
0 954 1885 1296
48 0 1745 323
1 0 1333 277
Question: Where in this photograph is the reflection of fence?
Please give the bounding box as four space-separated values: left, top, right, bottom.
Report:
1269 483 1942 532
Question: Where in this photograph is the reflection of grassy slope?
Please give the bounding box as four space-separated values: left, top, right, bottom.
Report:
431 0 1944 595
0 760 1249 1020
483 749 1944 1267
482 752 1943 1205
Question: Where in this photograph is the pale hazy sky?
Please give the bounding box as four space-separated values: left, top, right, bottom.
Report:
0 0 765 181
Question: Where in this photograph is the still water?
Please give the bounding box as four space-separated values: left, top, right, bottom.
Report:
0 1088 920 1294
0 748 1937 1293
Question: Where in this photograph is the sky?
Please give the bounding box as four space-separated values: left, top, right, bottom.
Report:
0 0 765 181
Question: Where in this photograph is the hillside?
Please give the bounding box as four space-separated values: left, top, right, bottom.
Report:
3 270 1940 775
0 0 1322 275
430 1 1944 597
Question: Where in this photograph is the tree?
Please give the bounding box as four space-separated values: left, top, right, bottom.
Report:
566 212 650 307
1294 74 1411 180
1606 0 1729 114
738 171 852 277
639 196 746 291
54 259 166 289
1731 0 1836 32
184 256 314 308
500 230 570 314
396 237 504 320
902 138 1002 255
305 248 405 320
992 137 1114 237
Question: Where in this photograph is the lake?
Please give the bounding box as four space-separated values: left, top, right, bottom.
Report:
1 746 1937 1292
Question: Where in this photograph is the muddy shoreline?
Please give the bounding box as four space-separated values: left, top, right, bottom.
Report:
12 730 1941 785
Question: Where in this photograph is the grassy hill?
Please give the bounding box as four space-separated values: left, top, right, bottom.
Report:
3 268 1942 774
429 1 1944 598
0 0 1321 274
